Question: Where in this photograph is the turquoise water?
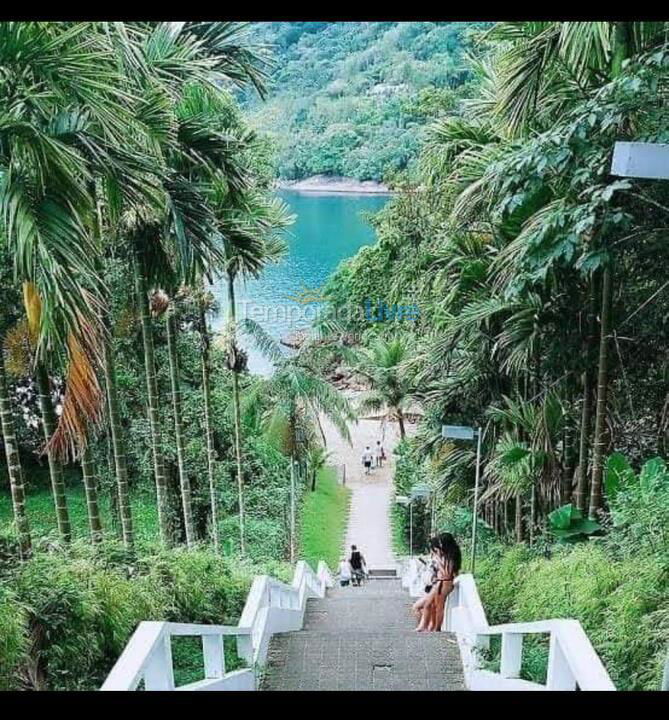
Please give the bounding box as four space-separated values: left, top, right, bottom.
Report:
212 190 388 375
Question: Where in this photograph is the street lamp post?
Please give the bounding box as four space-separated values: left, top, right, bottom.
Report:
290 459 296 564
396 485 430 558
442 424 483 574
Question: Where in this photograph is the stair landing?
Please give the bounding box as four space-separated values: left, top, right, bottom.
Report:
261 579 466 691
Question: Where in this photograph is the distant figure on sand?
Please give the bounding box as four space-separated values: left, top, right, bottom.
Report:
361 446 373 475
375 440 385 468
349 544 367 586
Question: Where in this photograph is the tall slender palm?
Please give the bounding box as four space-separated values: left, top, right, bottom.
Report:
243 334 355 562
101 23 271 547
164 293 195 547
102 322 134 547
80 443 103 543
355 336 414 440
0 348 31 556
196 288 220 550
217 192 293 554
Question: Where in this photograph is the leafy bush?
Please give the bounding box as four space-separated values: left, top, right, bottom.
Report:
474 542 669 690
0 541 291 690
0 586 27 690
605 454 669 558
547 503 601 543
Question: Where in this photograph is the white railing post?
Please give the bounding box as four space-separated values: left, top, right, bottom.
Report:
143 633 175 690
500 633 523 679
202 634 225 680
236 634 253 665
444 582 459 632
546 632 577 690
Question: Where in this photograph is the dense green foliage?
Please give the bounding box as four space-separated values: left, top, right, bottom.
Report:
0 541 290 690
0 22 352 691
319 22 669 689
243 22 483 181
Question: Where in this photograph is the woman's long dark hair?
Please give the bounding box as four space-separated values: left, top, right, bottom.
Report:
429 532 461 575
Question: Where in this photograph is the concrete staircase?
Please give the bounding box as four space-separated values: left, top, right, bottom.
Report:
261 575 466 691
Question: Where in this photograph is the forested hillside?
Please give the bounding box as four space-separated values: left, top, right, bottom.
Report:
243 22 482 181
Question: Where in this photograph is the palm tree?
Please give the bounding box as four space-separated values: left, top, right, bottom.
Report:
0 348 31 556
164 292 195 547
196 288 220 551
98 23 272 547
306 445 332 492
217 192 293 554
243 329 355 561
355 336 414 439
102 321 134 548
81 443 103 543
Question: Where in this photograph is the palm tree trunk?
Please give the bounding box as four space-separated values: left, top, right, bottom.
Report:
35 362 71 543
134 255 171 546
166 304 195 548
397 408 406 440
589 265 612 519
227 274 245 555
290 454 296 564
529 484 536 546
575 280 597 512
102 330 134 548
515 492 523 542
0 350 31 556
561 428 575 506
198 298 219 552
81 444 102 543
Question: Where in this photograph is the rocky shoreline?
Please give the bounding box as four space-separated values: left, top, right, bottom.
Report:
276 174 392 195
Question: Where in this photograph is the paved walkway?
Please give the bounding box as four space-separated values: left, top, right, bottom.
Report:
261 579 466 691
320 402 408 570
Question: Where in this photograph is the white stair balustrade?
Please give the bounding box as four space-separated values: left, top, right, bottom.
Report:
400 557 616 691
101 560 334 691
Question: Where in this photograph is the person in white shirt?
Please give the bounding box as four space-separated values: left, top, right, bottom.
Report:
361 446 373 475
338 557 352 587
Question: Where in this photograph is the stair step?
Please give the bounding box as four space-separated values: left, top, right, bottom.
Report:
368 568 397 577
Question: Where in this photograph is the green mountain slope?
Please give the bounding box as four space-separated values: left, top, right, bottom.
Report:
243 22 482 182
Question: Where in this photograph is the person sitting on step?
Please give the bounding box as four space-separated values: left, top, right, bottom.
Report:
412 532 461 632
349 544 367 586
337 556 352 587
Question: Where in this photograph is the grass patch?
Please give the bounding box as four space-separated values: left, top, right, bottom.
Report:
300 466 350 571
0 484 159 545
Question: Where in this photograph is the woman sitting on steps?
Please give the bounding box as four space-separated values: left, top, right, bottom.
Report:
412 533 461 632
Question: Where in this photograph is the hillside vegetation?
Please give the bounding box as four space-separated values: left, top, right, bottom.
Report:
243 22 482 181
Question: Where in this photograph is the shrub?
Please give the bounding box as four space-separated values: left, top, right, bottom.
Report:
0 586 27 690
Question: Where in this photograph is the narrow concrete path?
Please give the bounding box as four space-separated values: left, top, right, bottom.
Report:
320 400 409 570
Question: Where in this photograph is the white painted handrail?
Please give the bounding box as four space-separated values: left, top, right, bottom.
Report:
101 560 333 691
400 557 615 691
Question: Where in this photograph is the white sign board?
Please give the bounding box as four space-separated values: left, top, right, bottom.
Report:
410 483 431 500
611 141 669 180
442 424 476 440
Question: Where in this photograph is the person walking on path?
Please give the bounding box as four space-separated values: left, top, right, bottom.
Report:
374 440 385 469
361 446 373 475
349 544 367 586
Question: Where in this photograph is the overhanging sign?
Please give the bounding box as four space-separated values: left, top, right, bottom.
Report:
611 141 669 180
442 424 476 440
